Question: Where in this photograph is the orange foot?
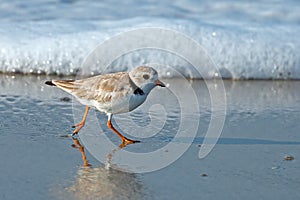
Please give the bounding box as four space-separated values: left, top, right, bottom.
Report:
72 121 85 135
119 138 140 148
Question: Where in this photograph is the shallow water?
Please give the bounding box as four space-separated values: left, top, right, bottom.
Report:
0 75 300 199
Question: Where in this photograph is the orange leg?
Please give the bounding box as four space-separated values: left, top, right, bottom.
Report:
72 106 90 135
107 113 140 145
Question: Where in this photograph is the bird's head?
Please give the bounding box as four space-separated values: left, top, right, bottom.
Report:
129 66 165 94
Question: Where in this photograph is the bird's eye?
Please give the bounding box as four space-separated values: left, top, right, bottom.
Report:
143 74 150 80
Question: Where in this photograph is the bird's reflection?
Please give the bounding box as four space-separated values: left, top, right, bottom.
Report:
66 138 144 200
71 138 92 167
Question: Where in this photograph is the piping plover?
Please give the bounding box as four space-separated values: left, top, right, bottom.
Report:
45 66 165 145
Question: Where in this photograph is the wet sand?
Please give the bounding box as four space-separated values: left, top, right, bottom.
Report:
0 75 300 199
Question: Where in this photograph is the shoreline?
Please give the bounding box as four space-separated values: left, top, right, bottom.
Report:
3 73 300 81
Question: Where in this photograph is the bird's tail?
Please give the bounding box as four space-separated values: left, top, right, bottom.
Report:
45 80 76 93
45 81 56 86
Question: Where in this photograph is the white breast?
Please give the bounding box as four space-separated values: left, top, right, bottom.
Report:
88 93 147 114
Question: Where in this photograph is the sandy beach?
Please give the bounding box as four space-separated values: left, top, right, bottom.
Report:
0 75 299 199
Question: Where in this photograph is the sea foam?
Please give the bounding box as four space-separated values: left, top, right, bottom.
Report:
0 0 299 79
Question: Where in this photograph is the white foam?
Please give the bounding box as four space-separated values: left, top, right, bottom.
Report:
0 0 300 79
